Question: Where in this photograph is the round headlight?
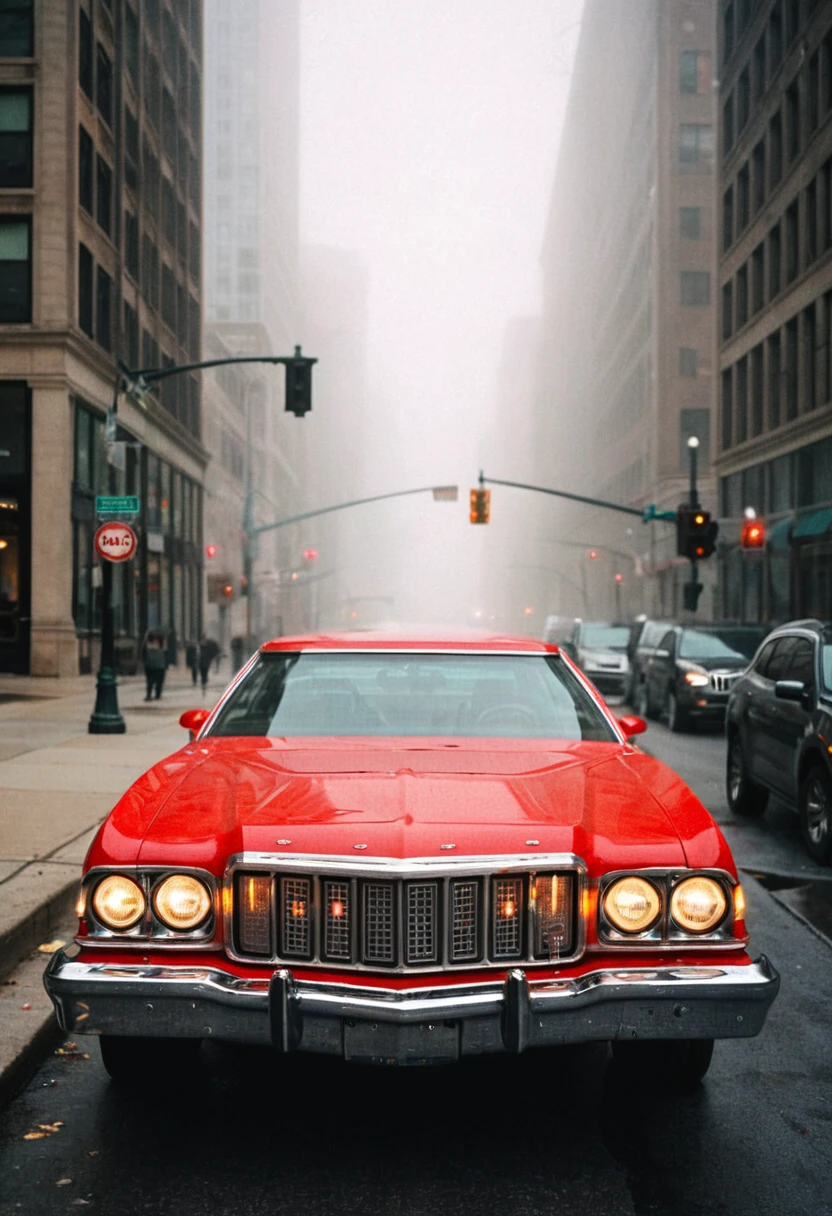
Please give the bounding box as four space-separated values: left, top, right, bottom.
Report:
602 876 661 933
92 875 146 930
153 874 212 931
670 876 727 933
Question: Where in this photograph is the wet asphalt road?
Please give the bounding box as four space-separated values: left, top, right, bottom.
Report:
1 721 831 1216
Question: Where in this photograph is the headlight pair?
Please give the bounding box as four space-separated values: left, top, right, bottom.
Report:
91 873 212 932
603 874 727 935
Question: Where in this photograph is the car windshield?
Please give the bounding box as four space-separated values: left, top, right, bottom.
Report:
580 625 631 650
209 652 618 741
678 630 747 661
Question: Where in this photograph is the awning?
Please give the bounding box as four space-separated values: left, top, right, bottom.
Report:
767 516 794 548
793 506 832 539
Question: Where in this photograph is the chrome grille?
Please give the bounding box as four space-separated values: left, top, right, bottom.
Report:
406 882 438 963
280 877 312 958
709 670 740 693
492 877 524 959
450 879 479 961
363 882 396 964
323 880 351 960
233 862 578 971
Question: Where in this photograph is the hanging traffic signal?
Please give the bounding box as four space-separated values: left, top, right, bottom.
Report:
469 488 491 524
676 505 718 560
205 543 218 559
284 346 317 417
741 517 766 548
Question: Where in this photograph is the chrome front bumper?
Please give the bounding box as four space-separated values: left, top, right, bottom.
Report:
44 951 779 1062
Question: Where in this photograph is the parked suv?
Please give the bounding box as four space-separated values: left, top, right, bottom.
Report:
562 620 631 704
632 622 767 732
725 619 832 864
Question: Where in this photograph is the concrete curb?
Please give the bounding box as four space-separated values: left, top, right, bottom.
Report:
0 874 78 984
0 932 75 1110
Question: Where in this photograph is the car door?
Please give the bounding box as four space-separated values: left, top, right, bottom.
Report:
773 637 817 798
738 638 779 783
753 636 801 795
648 629 676 709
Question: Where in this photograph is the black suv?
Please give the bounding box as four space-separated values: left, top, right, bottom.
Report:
631 622 767 733
725 619 832 864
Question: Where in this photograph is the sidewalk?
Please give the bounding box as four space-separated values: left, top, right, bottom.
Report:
0 664 227 1102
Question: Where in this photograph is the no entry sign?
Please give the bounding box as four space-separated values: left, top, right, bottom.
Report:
94 521 138 563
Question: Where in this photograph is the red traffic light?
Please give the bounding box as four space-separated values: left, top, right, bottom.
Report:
741 519 766 548
614 573 624 584
223 582 233 600
205 544 218 559
303 547 318 561
588 549 598 560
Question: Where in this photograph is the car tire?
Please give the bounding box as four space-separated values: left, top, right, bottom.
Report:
666 690 689 733
635 681 658 721
99 1035 202 1086
726 736 768 817
610 1037 714 1091
799 765 832 865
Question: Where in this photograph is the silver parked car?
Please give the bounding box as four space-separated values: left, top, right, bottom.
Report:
562 620 631 704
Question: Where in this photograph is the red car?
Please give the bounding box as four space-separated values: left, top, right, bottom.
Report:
45 633 778 1089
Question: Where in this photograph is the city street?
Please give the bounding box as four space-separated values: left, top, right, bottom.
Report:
0 716 830 1216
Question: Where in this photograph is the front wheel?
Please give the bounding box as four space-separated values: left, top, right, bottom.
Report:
666 690 689 733
99 1035 202 1086
726 736 768 817
610 1038 714 1091
799 765 832 865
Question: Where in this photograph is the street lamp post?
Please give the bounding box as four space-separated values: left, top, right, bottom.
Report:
685 436 702 613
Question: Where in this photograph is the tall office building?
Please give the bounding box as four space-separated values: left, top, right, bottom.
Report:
717 0 832 622
0 0 206 676
536 0 718 620
202 0 307 648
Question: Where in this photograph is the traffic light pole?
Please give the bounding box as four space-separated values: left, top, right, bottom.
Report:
685 437 702 612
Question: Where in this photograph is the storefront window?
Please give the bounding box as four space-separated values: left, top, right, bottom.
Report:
74 407 91 489
768 453 793 514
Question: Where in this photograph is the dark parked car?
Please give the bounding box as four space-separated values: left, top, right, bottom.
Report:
562 620 631 704
725 619 832 864
632 622 767 732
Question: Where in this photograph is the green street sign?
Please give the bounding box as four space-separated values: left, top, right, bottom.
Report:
96 495 141 518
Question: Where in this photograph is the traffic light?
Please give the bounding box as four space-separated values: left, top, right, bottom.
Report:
470 488 491 524
223 581 233 601
588 549 598 560
676 505 718 560
205 543 218 559
302 547 318 562
741 517 766 548
284 347 316 417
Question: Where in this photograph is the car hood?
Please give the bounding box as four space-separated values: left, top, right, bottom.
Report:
90 738 730 876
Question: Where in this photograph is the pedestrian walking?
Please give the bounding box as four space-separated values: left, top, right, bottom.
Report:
231 635 245 674
198 636 220 690
141 631 168 700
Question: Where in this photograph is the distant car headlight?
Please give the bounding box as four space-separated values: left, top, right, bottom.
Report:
92 875 146 930
153 874 212 931
670 876 727 933
602 876 661 933
684 672 709 687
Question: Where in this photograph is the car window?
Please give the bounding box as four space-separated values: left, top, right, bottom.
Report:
753 639 779 678
765 637 799 683
209 652 619 741
579 624 631 649
786 638 815 688
658 630 676 653
641 623 663 648
677 630 746 661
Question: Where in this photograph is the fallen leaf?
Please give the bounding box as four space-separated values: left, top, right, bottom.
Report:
56 1179 72 1187
3 978 19 985
20 1003 32 1011
87 1151 99 1157
23 1133 47 1141
71 1201 91 1207
38 1123 63 1133
38 940 66 953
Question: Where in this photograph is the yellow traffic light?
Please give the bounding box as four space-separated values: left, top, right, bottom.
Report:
470 488 491 524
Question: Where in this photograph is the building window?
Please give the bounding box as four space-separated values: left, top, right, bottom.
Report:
806 178 818 265
769 4 783 73
78 243 93 336
96 43 113 127
751 243 765 315
125 5 139 81
721 367 733 450
0 218 30 321
79 10 92 97
679 206 702 240
680 124 714 166
78 126 93 212
769 222 781 299
809 50 820 135
188 221 200 284
751 344 764 436
803 305 817 412
0 89 31 187
785 77 800 164
96 265 111 351
722 280 733 340
785 200 799 282
161 263 176 330
723 95 734 153
679 408 710 469
736 263 748 328
737 67 750 131
737 162 750 231
785 316 798 420
681 270 710 307
752 140 765 213
0 0 32 56
162 89 176 163
123 301 139 368
736 356 748 444
124 210 139 279
752 37 766 105
96 155 112 236
162 177 176 247
679 347 698 378
768 331 781 430
723 186 733 250
680 50 709 94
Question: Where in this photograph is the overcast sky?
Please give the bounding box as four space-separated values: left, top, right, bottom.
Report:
298 1 583 627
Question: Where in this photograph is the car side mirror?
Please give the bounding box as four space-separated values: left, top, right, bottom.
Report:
180 708 211 741
774 680 806 703
618 714 647 739
654 648 670 659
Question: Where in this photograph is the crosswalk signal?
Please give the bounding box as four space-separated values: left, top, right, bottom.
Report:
470 488 491 524
741 517 766 548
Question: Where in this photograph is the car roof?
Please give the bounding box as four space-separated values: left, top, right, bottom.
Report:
260 630 558 654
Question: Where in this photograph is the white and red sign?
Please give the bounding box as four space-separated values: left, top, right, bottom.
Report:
94 521 138 563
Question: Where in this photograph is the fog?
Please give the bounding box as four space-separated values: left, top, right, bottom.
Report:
295 1 583 633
